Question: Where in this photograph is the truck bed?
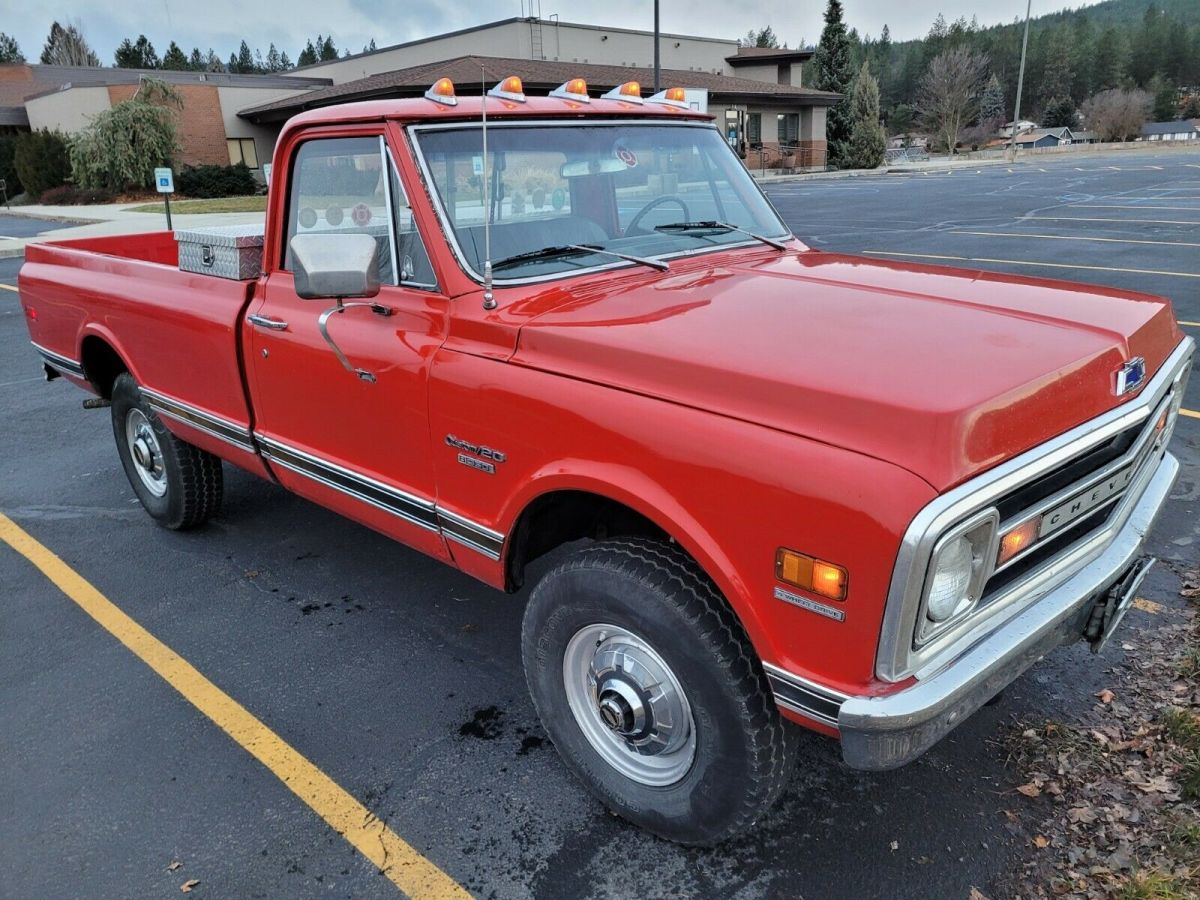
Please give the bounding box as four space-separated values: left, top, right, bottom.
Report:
19 231 262 468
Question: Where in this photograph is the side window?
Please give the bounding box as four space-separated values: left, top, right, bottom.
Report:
284 136 394 283
388 161 437 289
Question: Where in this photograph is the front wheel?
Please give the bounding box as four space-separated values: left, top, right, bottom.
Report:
521 538 797 845
111 374 223 530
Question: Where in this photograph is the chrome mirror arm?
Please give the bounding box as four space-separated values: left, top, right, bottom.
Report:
317 301 392 383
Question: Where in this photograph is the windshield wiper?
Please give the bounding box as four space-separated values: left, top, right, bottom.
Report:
492 243 668 273
654 221 791 251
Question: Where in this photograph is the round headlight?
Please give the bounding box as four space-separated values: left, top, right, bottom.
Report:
926 536 974 622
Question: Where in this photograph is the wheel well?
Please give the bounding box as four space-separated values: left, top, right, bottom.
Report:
506 490 669 590
80 336 128 399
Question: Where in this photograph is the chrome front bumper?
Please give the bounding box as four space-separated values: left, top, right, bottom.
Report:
836 451 1179 771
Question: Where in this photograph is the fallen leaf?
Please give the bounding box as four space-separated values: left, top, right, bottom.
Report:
167 861 182 872
889 839 899 851
1068 807 1098 824
1132 597 1162 614
1033 835 1051 849
1096 689 1115 704
1017 782 1042 797
969 888 991 900
181 880 200 894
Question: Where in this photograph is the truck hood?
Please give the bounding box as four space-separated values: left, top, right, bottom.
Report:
511 249 1182 491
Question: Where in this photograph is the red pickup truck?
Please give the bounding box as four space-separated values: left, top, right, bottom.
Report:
18 76 1194 845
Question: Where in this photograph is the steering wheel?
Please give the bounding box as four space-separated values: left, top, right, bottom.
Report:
625 195 691 237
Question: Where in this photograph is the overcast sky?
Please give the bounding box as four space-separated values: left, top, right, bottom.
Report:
3 0 1098 65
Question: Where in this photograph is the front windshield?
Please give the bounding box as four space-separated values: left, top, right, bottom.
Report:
414 122 790 280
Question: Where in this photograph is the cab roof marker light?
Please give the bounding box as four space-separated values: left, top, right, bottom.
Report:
549 78 590 102
488 76 526 102
647 87 688 108
425 77 457 106
602 81 643 103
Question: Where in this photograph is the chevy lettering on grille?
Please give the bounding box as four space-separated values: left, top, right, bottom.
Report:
1039 463 1134 538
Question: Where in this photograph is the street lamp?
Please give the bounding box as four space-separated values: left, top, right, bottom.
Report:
1008 0 1033 161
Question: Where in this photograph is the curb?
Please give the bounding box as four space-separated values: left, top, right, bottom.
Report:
0 247 26 260
1 209 103 225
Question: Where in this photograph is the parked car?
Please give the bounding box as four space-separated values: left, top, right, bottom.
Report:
18 76 1194 845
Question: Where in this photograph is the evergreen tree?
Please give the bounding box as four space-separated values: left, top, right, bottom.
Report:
161 41 189 70
0 32 24 63
979 74 1006 125
1128 6 1162 86
1042 96 1077 127
319 35 338 61
114 34 160 69
811 0 854 168
1150 77 1178 121
40 21 101 66
1092 27 1125 92
188 48 205 70
362 39 377 54
204 49 226 73
297 40 318 67
846 61 886 168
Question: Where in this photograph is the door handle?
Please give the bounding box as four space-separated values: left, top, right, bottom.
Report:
248 314 289 331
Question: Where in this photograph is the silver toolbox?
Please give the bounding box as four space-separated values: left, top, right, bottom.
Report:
175 224 265 280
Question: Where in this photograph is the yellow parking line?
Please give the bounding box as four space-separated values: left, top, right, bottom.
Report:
0 512 469 900
862 250 1200 279
0 283 18 292
1178 321 1200 327
1182 409 1200 420
952 231 1200 248
1026 216 1200 226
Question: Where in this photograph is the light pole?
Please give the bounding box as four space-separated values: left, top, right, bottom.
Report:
654 0 661 94
1008 0 1032 162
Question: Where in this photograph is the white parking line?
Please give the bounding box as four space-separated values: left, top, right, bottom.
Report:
1026 216 1200 226
862 250 1200 279
1070 205 1200 211
952 231 1200 248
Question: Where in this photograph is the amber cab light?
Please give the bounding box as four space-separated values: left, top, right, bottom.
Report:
997 518 1040 566
602 81 643 103
488 76 526 102
549 78 590 102
775 548 848 601
425 77 457 106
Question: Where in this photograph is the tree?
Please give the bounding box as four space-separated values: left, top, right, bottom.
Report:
264 43 292 72
187 47 205 70
228 40 256 74
888 104 914 136
811 0 854 167
741 27 780 49
1080 88 1150 142
161 42 189 71
13 130 71 197
916 46 989 154
203 49 226 73
1092 27 1125 93
297 40 317 67
979 74 1006 127
319 35 338 61
0 32 25 63
1150 77 1178 121
361 39 377 54
69 79 180 191
114 34 160 69
40 21 101 66
1042 96 1077 128
845 62 886 168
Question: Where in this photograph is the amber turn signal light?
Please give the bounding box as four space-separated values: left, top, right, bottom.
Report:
775 549 848 601
997 518 1040 566
488 76 526 101
424 77 457 105
550 78 590 101
602 81 643 102
663 87 686 102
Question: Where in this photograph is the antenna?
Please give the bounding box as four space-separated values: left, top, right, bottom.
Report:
481 65 496 311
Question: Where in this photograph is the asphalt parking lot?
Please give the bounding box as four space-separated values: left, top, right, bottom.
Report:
1 147 1198 899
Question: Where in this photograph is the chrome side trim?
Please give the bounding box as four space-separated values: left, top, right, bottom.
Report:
31 341 85 378
437 508 504 560
876 337 1195 683
141 388 256 454
762 662 847 729
255 434 440 532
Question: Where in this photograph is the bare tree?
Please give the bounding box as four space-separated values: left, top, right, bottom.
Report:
40 21 101 67
1080 88 1151 143
916 47 988 154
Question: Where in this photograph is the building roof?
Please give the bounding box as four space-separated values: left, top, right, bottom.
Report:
1014 127 1069 145
725 47 813 65
1140 119 1198 135
240 54 840 123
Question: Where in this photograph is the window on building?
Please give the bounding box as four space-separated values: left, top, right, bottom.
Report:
747 113 762 147
226 138 259 169
777 113 799 147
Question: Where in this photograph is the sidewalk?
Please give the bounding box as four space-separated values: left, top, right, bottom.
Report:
749 155 1014 184
0 202 265 258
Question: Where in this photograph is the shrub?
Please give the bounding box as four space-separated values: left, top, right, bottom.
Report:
0 134 21 196
38 184 113 205
69 79 179 191
13 129 71 196
175 163 256 198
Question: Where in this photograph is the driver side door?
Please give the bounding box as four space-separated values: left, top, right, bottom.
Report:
245 130 450 560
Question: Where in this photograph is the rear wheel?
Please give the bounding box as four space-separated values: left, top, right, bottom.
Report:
111 373 223 530
521 538 797 845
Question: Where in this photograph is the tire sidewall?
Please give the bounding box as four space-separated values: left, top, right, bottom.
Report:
524 563 763 843
111 375 186 527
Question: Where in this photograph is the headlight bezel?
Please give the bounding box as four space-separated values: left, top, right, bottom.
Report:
914 508 999 647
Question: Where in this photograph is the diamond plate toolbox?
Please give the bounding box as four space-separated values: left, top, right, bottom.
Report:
175 224 265 280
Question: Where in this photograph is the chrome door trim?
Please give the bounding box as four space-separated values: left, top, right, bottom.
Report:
437 508 504 560
140 387 256 454
762 662 848 729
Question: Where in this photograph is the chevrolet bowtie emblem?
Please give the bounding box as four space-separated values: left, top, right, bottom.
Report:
1114 357 1146 396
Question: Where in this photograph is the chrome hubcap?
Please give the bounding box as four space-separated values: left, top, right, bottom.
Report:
125 408 167 497
563 624 696 786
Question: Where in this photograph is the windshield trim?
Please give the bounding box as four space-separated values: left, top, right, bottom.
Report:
406 118 795 289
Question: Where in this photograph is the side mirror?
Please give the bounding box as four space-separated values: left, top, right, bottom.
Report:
289 233 380 300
